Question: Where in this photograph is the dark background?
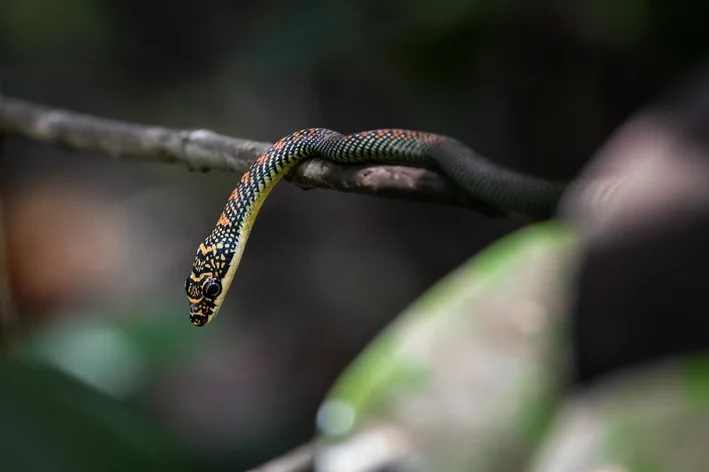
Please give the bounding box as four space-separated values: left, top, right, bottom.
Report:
1 0 708 469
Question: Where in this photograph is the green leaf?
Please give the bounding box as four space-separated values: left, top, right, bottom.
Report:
0 358 192 472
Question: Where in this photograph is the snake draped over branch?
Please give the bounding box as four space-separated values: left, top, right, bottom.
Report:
185 128 567 326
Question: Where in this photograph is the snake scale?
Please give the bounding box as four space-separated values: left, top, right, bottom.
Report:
185 128 566 326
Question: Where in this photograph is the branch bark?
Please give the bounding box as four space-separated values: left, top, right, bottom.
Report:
0 95 505 216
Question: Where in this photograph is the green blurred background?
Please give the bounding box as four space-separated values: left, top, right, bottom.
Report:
1 0 708 470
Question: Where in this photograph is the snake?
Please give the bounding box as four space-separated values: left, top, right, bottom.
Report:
185 128 566 326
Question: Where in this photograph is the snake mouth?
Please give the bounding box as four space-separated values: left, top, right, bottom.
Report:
190 313 209 327
189 303 210 327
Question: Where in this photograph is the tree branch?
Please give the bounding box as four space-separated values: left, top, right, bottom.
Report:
0 94 505 216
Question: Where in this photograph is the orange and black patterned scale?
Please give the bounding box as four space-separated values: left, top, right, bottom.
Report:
185 128 565 326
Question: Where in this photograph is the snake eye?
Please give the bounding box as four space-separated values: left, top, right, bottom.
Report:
204 280 222 298
184 278 190 295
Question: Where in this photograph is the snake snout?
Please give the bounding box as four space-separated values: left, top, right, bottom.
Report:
189 303 210 327
190 314 209 327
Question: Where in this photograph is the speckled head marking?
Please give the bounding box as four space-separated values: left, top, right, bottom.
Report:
185 234 237 326
187 128 565 326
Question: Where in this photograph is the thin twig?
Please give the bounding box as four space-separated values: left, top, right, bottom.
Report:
0 95 504 216
245 440 318 472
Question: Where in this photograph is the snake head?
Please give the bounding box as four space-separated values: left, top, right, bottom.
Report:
185 241 229 326
185 273 222 326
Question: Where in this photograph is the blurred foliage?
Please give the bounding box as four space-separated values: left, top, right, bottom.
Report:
321 222 576 421
0 358 192 471
530 355 709 472
0 306 212 471
317 222 579 471
16 305 214 398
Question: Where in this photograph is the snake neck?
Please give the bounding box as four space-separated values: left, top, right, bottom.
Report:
209 151 304 319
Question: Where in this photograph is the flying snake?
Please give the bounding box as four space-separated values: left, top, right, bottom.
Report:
185 128 567 326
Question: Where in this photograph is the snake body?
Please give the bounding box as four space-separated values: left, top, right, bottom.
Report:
185 128 566 326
